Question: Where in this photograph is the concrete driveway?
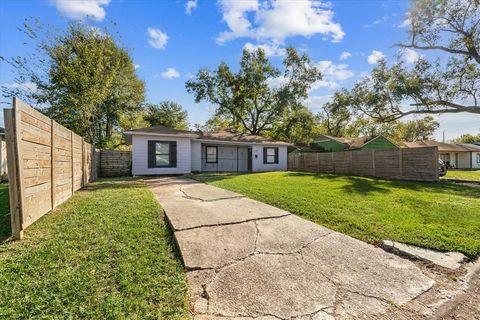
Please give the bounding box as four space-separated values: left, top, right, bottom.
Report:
146 177 435 319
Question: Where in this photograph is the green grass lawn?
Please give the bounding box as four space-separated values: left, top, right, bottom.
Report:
444 170 480 181
0 184 10 241
0 179 189 319
193 172 480 258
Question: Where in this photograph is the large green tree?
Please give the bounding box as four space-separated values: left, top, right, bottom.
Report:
318 93 440 142
2 21 145 148
186 47 321 138
144 101 189 130
340 0 480 121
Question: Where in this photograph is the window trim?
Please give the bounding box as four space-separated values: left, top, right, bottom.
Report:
263 147 279 164
476 153 480 164
205 146 218 164
148 140 177 168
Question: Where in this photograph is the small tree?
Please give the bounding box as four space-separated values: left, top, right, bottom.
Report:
2 20 145 147
144 101 189 130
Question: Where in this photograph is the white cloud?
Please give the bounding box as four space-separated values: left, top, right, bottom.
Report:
185 0 197 14
317 60 354 81
364 15 388 28
399 17 411 28
305 95 333 112
367 50 385 64
310 60 354 91
148 28 169 50
2 82 38 93
217 0 344 45
160 68 180 79
267 75 288 89
51 0 110 21
402 48 420 64
243 42 286 57
339 51 351 60
134 64 140 70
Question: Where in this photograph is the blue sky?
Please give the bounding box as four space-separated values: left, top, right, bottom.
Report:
0 0 479 141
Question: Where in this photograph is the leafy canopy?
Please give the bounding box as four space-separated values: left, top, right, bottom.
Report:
2 20 145 148
144 101 189 130
186 47 321 137
337 0 480 121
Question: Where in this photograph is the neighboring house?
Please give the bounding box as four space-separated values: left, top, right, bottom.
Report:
312 135 399 152
0 127 7 178
124 126 292 175
403 140 480 169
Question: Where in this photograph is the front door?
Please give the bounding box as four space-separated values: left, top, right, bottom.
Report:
247 148 252 172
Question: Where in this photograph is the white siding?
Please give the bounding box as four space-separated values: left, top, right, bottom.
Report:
191 141 202 172
0 138 7 176
132 134 191 175
252 145 288 172
472 152 480 169
457 152 471 169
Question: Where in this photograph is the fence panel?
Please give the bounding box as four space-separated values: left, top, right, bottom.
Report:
3 98 98 239
100 150 132 177
288 147 438 182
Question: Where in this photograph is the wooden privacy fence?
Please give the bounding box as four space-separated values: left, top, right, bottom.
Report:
100 150 132 177
4 98 99 239
288 147 439 182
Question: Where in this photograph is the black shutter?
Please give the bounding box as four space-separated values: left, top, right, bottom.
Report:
170 141 177 167
263 147 267 164
274 147 279 164
148 141 156 168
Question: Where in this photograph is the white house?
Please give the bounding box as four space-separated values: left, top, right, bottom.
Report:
124 126 292 175
0 128 7 178
403 140 480 169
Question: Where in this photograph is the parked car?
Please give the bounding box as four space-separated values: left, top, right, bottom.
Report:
438 159 447 177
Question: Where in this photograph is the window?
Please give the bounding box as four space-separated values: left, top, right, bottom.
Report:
263 147 278 164
148 141 177 168
477 153 480 163
206 146 218 163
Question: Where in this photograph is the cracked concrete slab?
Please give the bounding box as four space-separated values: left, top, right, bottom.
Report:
256 215 332 254
382 240 467 270
146 177 436 319
180 183 244 201
301 233 435 306
176 222 257 270
207 254 337 319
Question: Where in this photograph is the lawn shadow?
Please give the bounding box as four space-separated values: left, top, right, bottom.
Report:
286 171 480 198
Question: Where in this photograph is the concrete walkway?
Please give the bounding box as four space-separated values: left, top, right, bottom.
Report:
146 177 435 320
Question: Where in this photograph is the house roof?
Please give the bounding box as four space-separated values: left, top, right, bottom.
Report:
124 126 292 146
314 134 395 150
196 130 291 146
459 143 480 152
402 140 471 153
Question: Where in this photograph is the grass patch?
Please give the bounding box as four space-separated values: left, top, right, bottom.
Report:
193 172 480 258
444 170 480 181
0 178 189 319
0 184 10 241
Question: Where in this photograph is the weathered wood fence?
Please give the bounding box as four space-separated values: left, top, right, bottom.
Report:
100 150 131 177
4 98 99 239
288 147 439 182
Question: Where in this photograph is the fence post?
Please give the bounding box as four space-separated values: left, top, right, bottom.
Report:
316 153 320 172
399 149 403 179
4 108 23 239
331 152 335 174
51 120 55 209
372 149 376 176
71 131 74 195
81 138 85 187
